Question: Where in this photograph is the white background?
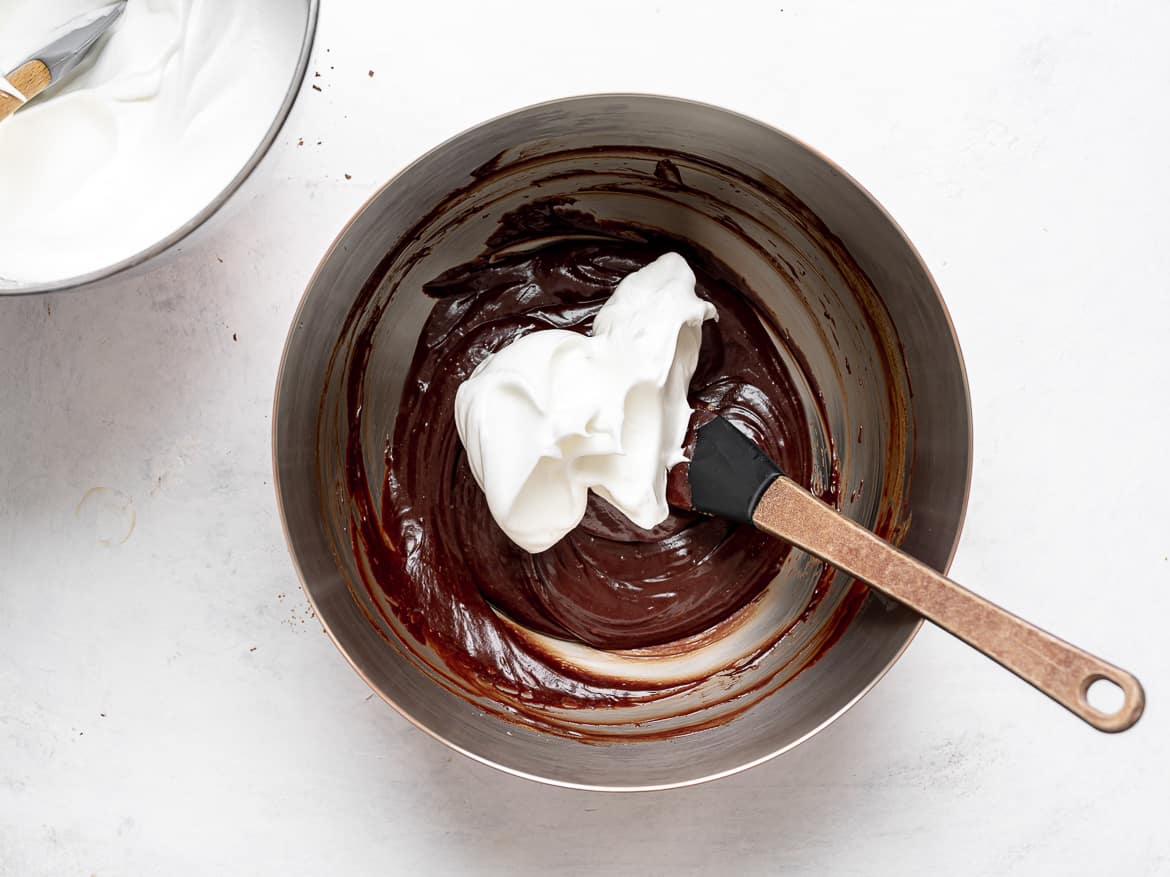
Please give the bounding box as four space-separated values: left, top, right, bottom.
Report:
2 0 1168 873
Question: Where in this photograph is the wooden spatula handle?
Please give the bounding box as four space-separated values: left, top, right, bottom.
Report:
0 60 51 122
753 476 1145 732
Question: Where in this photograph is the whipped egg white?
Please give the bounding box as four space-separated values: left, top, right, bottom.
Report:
0 0 303 285
454 253 717 553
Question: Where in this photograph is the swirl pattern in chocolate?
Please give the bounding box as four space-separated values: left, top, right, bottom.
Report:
392 239 814 651
335 189 892 736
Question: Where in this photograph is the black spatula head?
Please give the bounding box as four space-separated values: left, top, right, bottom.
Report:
687 416 784 523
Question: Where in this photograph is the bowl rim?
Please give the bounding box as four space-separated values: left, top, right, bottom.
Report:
1 0 321 296
272 92 975 792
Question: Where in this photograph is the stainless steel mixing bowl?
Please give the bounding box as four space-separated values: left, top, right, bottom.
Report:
1 0 319 295
273 94 973 790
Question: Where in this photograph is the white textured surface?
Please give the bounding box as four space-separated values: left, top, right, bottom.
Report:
1 0 1167 873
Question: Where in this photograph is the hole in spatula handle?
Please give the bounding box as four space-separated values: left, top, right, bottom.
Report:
1085 677 1125 714
1077 671 1145 733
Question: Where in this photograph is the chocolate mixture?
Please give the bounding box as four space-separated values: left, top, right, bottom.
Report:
400 238 815 650
340 200 861 729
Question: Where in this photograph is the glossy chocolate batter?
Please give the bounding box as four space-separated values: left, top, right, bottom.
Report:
338 191 877 731
374 228 821 655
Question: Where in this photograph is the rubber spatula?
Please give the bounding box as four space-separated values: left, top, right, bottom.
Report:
0 1 127 122
683 415 1145 732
